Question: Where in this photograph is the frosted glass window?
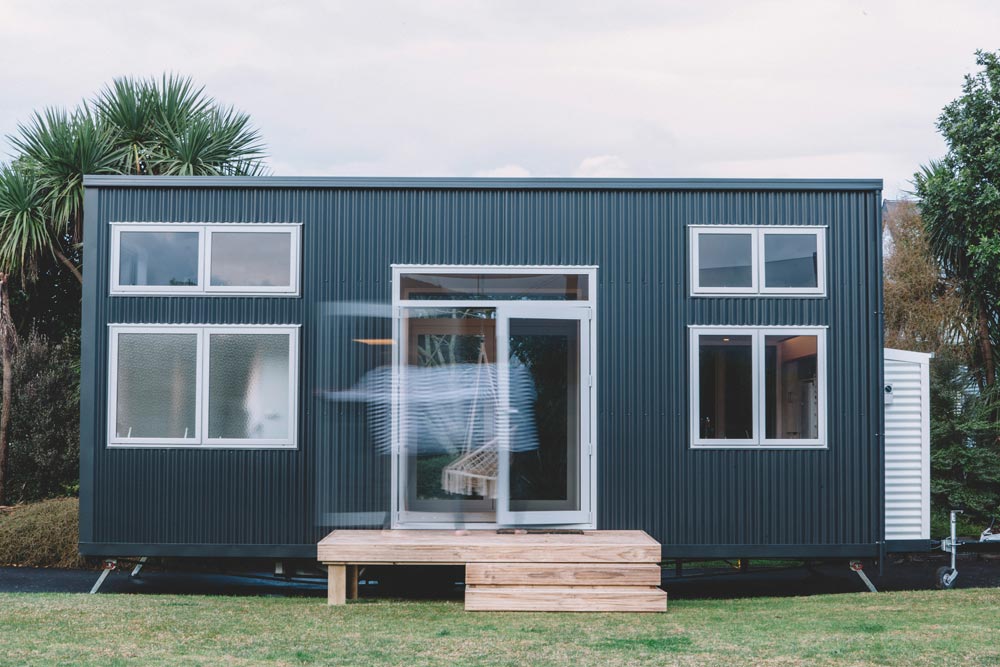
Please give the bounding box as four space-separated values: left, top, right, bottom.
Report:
208 334 291 440
115 333 198 439
210 231 293 288
697 233 753 288
119 231 199 287
764 234 818 288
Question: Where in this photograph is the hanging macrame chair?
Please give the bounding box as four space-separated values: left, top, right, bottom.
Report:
440 342 501 498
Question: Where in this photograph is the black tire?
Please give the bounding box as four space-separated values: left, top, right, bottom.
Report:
936 565 956 589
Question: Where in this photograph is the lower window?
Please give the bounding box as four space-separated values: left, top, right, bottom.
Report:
108 325 299 448
690 327 826 449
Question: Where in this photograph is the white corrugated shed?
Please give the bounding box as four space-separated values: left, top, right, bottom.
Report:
883 348 932 541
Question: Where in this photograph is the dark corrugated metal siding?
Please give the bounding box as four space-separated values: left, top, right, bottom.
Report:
79 180 883 558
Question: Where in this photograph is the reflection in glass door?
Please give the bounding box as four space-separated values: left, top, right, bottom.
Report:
394 286 593 527
399 307 498 522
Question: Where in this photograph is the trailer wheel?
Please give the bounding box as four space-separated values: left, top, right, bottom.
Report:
936 566 956 589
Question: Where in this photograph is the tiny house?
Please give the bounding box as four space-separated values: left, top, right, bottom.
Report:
78 176 928 570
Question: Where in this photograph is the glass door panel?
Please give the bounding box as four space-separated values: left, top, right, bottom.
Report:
399 307 498 522
497 307 591 526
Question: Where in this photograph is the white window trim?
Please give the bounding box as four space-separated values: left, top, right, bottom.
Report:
689 227 758 295
109 222 302 296
758 227 826 296
110 224 204 294
391 264 598 307
689 225 826 297
107 326 204 445
689 325 827 450
107 324 300 449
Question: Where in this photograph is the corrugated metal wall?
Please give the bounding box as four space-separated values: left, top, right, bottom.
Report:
80 180 884 557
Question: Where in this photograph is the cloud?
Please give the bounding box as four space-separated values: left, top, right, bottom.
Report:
0 0 997 196
573 155 631 178
474 164 531 178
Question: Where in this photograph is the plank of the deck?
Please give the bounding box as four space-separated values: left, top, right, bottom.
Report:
464 585 667 612
466 562 661 586
318 530 660 564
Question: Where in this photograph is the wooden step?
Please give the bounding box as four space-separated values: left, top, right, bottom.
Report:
465 585 668 612
466 562 662 586
318 530 661 564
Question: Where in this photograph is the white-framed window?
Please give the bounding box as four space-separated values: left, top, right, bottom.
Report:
108 324 299 448
690 226 826 296
110 223 301 296
689 326 827 449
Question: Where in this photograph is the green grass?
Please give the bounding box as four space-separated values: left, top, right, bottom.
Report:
1 589 999 666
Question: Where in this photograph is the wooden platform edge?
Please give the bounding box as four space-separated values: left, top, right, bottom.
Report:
465 562 662 586
465 585 668 612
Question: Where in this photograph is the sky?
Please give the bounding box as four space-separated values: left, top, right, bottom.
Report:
1 1 998 198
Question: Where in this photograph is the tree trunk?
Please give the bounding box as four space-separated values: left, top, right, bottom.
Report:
54 247 83 284
977 298 995 388
0 274 17 506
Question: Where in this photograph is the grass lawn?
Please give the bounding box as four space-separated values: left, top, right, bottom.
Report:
0 589 998 667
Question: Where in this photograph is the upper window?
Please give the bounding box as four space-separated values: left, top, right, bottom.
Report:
111 223 301 295
690 326 826 449
690 226 825 296
108 325 299 448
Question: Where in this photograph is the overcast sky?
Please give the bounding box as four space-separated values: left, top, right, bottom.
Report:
1 1 998 197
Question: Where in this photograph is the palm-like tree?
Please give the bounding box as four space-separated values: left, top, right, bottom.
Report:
0 74 268 502
8 74 268 282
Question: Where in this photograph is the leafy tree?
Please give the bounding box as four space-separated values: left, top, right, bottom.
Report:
883 200 963 354
912 50 1000 530
5 329 80 503
927 351 1000 533
914 50 1000 391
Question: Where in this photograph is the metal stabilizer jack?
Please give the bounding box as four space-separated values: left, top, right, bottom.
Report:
130 556 148 578
849 560 878 593
936 509 962 589
90 559 117 594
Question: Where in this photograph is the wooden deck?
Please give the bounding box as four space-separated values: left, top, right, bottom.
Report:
317 529 667 612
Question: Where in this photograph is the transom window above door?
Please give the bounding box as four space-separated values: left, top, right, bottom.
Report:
110 223 301 295
689 226 826 296
397 270 591 302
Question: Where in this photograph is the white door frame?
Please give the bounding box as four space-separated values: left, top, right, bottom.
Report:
389 265 597 529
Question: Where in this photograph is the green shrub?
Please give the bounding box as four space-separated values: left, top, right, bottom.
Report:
0 497 84 568
6 329 80 504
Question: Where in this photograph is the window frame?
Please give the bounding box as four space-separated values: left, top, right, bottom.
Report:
107 324 300 449
110 224 205 295
109 222 302 296
689 325 827 450
689 226 758 295
107 325 204 446
689 225 826 297
758 227 826 296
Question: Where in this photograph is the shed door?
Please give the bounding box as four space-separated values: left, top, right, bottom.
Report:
884 349 931 541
